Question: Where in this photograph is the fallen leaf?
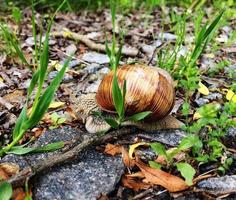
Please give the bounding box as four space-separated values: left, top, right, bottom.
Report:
193 112 202 120
122 147 135 168
12 188 26 200
135 159 189 192
0 168 9 180
66 106 78 120
97 195 109 200
126 171 145 178
226 89 236 103
198 82 209 96
104 143 122 156
48 101 65 109
122 175 151 191
129 142 149 159
0 163 19 177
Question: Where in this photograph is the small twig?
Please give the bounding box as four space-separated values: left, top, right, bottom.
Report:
0 96 14 110
52 28 139 57
147 41 170 65
6 127 136 188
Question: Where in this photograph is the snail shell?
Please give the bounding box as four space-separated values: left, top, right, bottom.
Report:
95 64 175 121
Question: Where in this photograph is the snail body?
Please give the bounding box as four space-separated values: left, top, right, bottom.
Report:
96 64 175 121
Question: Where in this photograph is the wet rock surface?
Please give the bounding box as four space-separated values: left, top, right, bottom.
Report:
1 126 124 200
197 175 236 195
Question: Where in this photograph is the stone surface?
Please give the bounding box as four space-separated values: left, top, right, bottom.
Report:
197 175 236 195
0 127 124 200
82 52 110 64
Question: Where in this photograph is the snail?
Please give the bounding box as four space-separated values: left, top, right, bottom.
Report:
76 64 183 133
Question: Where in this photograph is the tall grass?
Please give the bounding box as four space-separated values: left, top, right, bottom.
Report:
0 0 70 156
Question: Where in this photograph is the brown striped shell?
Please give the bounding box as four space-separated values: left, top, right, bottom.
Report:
95 64 175 121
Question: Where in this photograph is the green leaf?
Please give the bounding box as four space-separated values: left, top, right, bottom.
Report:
25 58 70 129
12 7 22 24
27 70 39 99
0 182 12 200
104 117 119 128
6 146 34 155
112 73 123 118
33 141 64 153
0 24 29 66
176 162 195 185
150 142 167 157
6 141 64 155
12 105 28 140
178 134 200 151
127 111 152 122
121 80 126 118
149 161 162 169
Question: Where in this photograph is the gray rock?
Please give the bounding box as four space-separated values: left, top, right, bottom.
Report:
141 44 156 56
195 93 223 106
85 80 101 93
65 44 77 55
98 67 110 75
223 127 236 148
197 175 236 195
84 63 101 74
158 32 177 41
0 82 7 90
82 52 110 64
0 127 124 200
33 148 124 200
121 129 186 147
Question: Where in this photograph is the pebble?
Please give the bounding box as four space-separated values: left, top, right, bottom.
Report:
82 52 110 64
98 67 110 75
157 32 177 41
84 63 101 74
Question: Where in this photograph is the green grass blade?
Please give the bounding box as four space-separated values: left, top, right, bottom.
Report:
25 58 70 129
0 24 29 66
112 73 123 118
32 141 64 153
127 111 152 122
12 105 27 140
27 70 39 100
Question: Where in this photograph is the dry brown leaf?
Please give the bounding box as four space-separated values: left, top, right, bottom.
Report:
66 106 78 120
0 162 19 176
135 159 189 192
12 188 26 200
122 175 151 191
31 127 45 138
126 171 145 178
97 195 109 200
104 143 122 156
0 168 9 180
122 147 135 168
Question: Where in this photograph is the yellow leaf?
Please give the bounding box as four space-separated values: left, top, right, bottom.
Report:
49 101 65 109
193 112 202 120
198 82 209 95
0 77 3 82
63 30 72 38
226 89 236 103
129 142 148 159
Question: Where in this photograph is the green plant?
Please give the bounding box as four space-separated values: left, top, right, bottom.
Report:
49 112 67 129
12 6 22 25
0 182 12 200
0 0 69 156
181 100 236 165
149 134 200 185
